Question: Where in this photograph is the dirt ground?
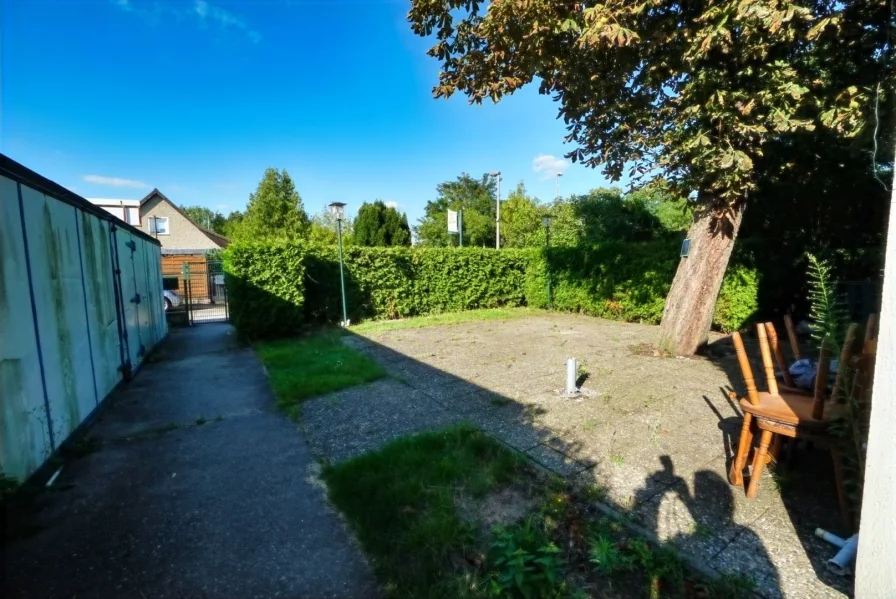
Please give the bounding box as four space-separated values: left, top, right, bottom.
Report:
301 313 852 599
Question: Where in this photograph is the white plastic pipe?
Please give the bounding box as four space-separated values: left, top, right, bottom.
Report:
566 358 577 394
815 528 847 548
828 534 859 576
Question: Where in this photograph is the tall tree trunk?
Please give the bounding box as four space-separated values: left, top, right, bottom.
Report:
657 200 744 356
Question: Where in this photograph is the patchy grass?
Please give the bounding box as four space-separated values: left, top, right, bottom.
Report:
256 332 386 416
349 308 537 335
322 424 756 599
322 424 523 598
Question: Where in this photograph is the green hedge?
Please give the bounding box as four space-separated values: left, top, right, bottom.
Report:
305 246 530 323
224 241 308 340
224 241 759 339
525 242 679 324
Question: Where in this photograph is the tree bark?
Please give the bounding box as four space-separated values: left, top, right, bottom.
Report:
657 201 744 356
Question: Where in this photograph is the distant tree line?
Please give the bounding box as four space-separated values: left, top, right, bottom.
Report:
181 168 411 248
414 173 693 249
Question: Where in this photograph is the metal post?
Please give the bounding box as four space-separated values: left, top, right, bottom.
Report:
459 209 463 248
566 358 578 395
337 219 348 325
495 175 501 249
546 224 552 309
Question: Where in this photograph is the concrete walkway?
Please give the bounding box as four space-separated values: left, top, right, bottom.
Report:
3 324 377 599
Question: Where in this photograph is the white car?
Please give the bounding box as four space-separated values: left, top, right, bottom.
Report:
163 290 182 312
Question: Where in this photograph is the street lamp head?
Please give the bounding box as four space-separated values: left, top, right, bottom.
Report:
489 171 501 178
542 215 553 228
557 173 563 178
328 202 346 220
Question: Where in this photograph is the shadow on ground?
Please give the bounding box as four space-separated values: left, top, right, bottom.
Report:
2 324 377 599
298 315 853 599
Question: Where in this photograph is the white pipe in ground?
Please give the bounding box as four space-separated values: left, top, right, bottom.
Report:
816 528 859 576
566 358 578 394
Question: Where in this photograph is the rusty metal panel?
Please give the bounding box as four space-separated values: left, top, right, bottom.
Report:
19 184 97 446
77 214 122 400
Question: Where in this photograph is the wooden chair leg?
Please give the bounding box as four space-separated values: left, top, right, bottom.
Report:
767 435 783 464
747 430 774 499
729 413 753 487
831 448 854 534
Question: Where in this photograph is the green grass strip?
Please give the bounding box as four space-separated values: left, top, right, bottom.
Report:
322 424 523 598
256 332 386 415
349 307 539 335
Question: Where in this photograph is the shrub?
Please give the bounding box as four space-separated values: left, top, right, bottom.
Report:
304 246 530 323
713 264 760 332
525 242 679 324
527 241 759 330
223 241 308 340
225 240 760 339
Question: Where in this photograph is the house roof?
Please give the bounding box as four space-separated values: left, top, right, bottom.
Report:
139 188 230 248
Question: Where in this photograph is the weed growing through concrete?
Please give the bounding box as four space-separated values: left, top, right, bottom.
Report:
691 521 713 539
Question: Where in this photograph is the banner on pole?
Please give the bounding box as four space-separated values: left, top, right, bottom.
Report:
447 209 459 233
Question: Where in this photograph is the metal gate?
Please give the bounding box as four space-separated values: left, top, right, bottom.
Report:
162 259 228 324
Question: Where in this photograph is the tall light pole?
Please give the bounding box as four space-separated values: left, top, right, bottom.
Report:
328 202 349 326
490 171 502 249
555 172 563 200
542 214 553 309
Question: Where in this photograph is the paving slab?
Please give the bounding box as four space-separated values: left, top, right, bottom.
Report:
301 379 461 463
353 314 849 599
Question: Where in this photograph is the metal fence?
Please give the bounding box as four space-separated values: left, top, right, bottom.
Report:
0 154 166 481
162 260 229 324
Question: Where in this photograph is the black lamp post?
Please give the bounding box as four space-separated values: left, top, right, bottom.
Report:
328 202 349 326
542 214 553 309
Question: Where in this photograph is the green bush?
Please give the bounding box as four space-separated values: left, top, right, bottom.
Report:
526 242 679 324
527 241 759 330
225 240 760 339
223 241 308 340
304 246 530 323
714 264 760 332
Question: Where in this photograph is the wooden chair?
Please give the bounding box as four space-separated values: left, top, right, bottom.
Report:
728 324 856 501
764 321 811 396
783 314 802 360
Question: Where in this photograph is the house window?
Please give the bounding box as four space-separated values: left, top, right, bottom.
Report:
149 217 170 235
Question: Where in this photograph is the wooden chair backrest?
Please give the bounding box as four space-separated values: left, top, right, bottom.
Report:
756 323 779 396
784 314 802 360
849 339 878 409
864 313 877 345
731 332 760 405
833 324 859 403
764 322 795 387
812 339 831 420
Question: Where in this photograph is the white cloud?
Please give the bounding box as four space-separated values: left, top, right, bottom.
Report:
83 174 149 188
384 201 399 209
215 203 231 211
532 154 570 179
114 0 261 43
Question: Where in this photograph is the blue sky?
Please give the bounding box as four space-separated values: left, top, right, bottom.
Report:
2 0 617 224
